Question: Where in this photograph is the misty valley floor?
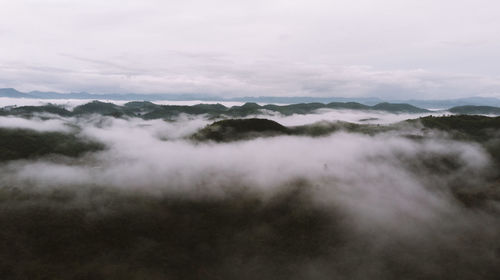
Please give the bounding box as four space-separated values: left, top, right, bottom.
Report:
1 102 500 279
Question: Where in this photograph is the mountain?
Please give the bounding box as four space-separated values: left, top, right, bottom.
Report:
0 88 32 98
28 91 78 99
448 105 500 115
0 100 430 119
0 128 103 161
227 96 384 105
192 117 394 142
3 88 500 108
3 104 72 117
192 118 291 142
395 97 500 108
72 100 131 116
371 102 430 113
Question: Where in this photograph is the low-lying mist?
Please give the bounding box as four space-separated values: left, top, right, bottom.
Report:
261 108 442 126
0 108 499 279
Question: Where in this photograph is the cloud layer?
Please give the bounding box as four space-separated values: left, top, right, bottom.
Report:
1 0 500 98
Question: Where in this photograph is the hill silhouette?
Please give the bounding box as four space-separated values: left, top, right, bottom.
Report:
192 118 291 142
449 105 500 115
0 128 104 161
1 101 431 119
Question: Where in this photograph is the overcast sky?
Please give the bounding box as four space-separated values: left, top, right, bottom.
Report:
1 0 500 99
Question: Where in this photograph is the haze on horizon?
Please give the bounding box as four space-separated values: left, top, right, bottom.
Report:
1 0 500 99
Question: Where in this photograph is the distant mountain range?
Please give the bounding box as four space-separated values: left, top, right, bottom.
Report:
0 88 221 102
2 87 500 108
0 100 431 120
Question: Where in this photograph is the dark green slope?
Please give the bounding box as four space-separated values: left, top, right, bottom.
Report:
1 101 431 120
192 118 291 142
191 118 392 142
327 102 371 110
410 115 500 168
72 101 133 117
141 104 225 119
449 105 500 115
123 101 161 111
0 185 344 280
192 114 500 144
0 128 104 161
1 105 72 117
414 115 500 141
372 102 429 113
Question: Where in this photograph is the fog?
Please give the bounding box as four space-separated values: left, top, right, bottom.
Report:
1 110 494 222
0 115 73 132
0 112 495 216
261 108 444 126
0 108 499 279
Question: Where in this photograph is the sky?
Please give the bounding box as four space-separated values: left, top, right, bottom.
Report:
1 0 500 99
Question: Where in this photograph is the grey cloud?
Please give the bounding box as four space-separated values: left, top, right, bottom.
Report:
2 58 500 99
1 1 500 98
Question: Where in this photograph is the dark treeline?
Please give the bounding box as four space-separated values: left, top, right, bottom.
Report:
1 100 430 120
3 101 500 121
0 128 103 161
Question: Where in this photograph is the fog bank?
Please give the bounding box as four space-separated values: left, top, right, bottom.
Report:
0 110 499 279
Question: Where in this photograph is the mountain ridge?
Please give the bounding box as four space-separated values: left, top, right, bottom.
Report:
0 100 431 119
2 88 500 108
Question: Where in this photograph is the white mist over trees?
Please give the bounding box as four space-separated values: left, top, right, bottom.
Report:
0 100 499 279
